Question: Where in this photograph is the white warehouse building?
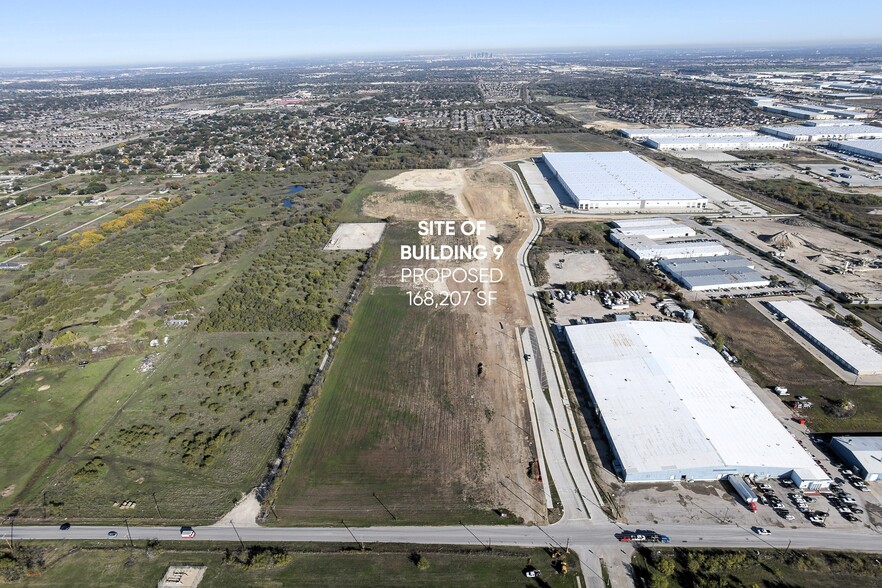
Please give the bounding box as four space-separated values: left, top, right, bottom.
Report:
609 219 728 260
828 139 882 162
830 436 882 482
759 124 882 142
767 300 882 376
619 127 757 140
658 255 770 291
646 135 791 151
542 152 708 212
565 322 830 486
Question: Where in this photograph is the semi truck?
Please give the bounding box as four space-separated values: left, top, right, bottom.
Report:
727 474 759 512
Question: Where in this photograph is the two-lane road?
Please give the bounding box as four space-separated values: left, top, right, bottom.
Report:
5 521 882 554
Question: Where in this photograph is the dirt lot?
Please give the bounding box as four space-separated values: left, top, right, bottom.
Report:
483 136 551 162
545 251 618 285
323 222 386 250
546 100 627 132
274 164 544 525
717 217 882 300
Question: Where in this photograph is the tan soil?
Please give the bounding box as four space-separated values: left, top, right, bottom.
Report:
1 485 14 498
38 384 50 391
372 163 542 522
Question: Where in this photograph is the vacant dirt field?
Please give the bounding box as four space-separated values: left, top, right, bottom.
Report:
718 217 882 299
697 299 882 432
273 165 543 525
383 169 465 197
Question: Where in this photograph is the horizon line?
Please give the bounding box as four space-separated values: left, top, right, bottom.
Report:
2 39 882 71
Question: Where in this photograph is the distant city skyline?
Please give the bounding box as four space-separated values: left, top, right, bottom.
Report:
2 0 882 67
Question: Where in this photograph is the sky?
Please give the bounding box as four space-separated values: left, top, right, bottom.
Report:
2 0 882 67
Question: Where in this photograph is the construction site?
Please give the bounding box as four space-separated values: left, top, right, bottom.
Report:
717 217 882 302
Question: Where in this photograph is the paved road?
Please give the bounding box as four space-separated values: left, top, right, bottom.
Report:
506 163 605 522
5 521 882 553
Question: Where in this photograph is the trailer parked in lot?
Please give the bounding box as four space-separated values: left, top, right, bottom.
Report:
727 474 759 511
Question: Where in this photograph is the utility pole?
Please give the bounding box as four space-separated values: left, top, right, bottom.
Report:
341 520 364 551
124 518 134 547
151 492 162 519
230 520 245 550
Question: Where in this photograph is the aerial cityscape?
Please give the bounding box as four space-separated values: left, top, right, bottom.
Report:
2 2 882 587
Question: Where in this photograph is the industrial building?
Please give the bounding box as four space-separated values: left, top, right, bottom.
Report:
610 217 695 240
610 218 728 261
761 102 870 120
541 152 708 212
658 255 770 291
619 127 757 140
565 321 830 486
828 138 882 162
618 127 789 151
646 135 790 151
830 436 882 482
759 124 882 142
767 300 882 376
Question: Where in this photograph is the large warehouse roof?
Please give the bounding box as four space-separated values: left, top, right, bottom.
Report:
760 124 882 141
829 138 882 161
767 300 882 376
542 151 707 204
620 127 755 139
646 136 790 150
565 322 828 483
610 230 729 260
609 218 695 240
659 255 770 291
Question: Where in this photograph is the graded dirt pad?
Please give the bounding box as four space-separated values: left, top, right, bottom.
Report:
545 251 618 285
382 169 465 197
718 217 882 299
483 136 551 162
274 165 543 525
323 222 386 250
361 170 463 220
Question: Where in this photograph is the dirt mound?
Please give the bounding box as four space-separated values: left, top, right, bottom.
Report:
777 217 816 228
808 254 834 265
1 485 14 498
38 384 50 391
759 231 795 249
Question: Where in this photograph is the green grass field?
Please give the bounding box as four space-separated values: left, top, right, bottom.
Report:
334 169 401 222
6 543 581 587
634 547 882 588
0 357 140 509
272 286 501 526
